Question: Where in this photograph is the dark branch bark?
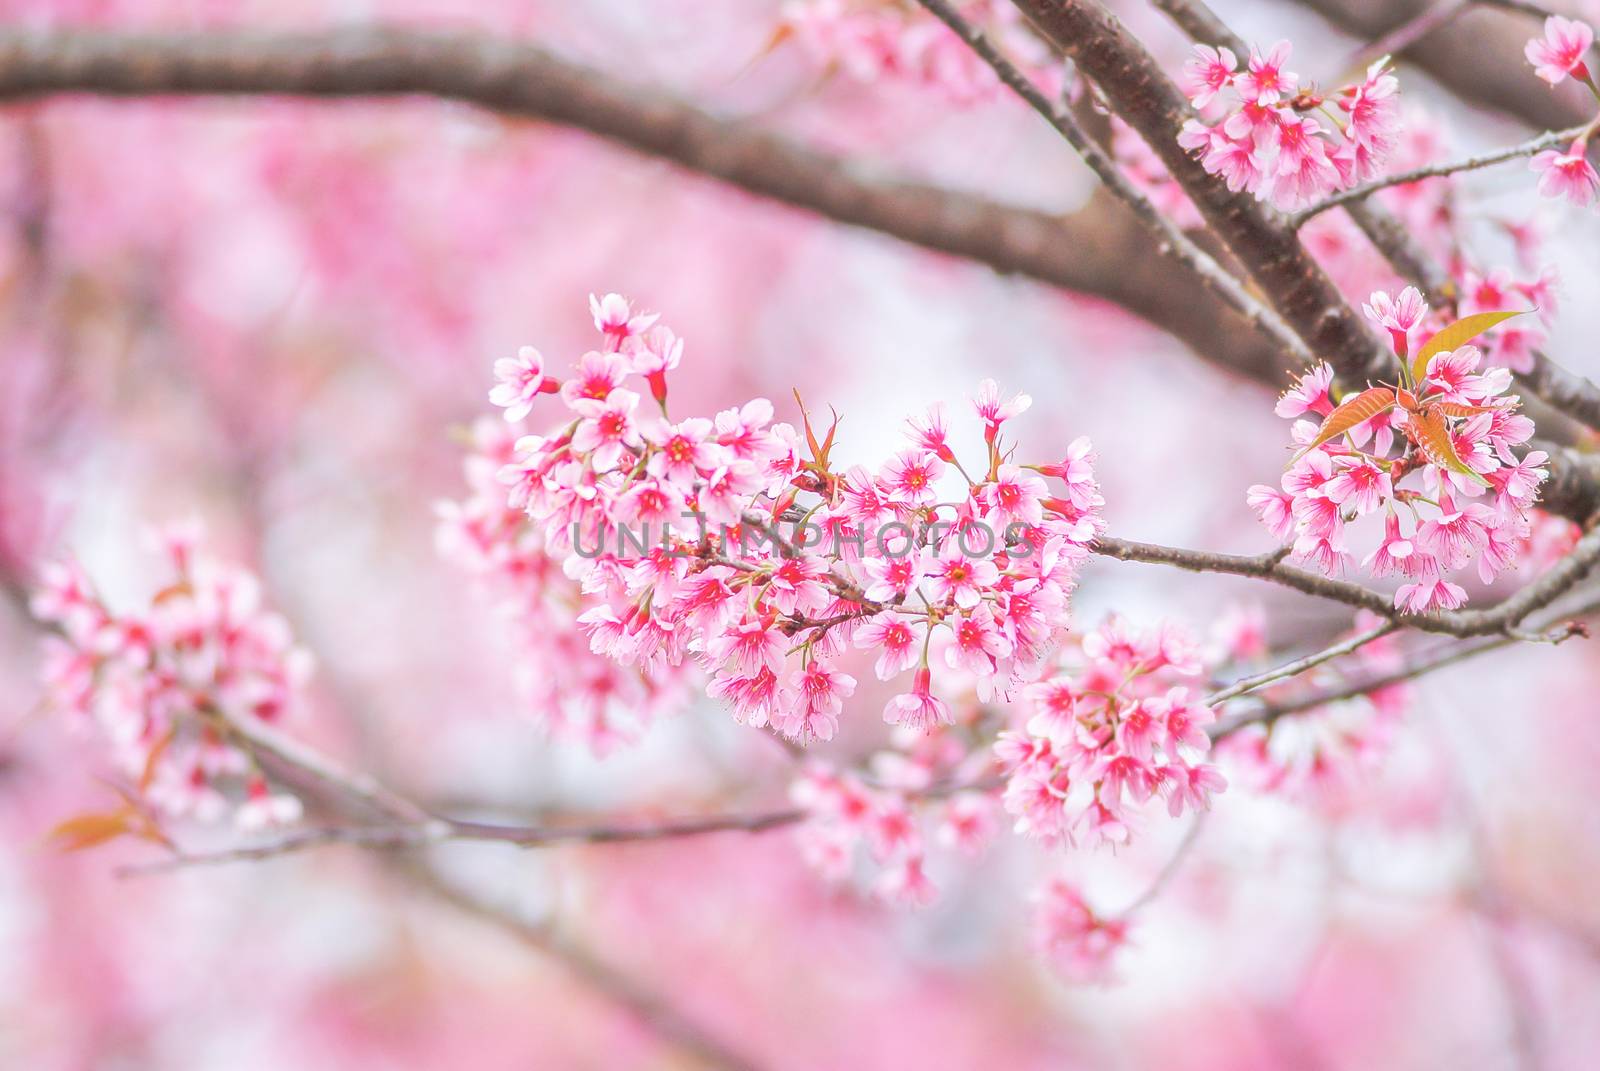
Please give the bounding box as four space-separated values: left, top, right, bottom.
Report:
1011 0 1392 384
0 23 1595 517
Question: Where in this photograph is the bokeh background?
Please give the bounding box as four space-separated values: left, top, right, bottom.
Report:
2 1 1600 1067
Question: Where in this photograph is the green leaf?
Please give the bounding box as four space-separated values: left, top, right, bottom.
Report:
1411 310 1527 385
1291 386 1397 461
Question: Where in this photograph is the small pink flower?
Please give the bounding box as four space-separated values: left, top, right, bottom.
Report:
489 345 557 422
1031 879 1128 984
926 542 999 610
972 378 1032 443
1530 141 1600 208
1236 40 1297 106
1395 567 1467 614
589 292 658 351
1340 58 1401 153
1275 362 1335 418
882 667 952 731
1181 43 1237 108
882 449 943 507
855 616 922 680
1363 286 1429 356
1323 458 1392 516
1525 16 1595 86
944 606 1012 677
570 388 644 471
1364 513 1415 578
1247 484 1296 541
986 464 1048 527
860 550 930 603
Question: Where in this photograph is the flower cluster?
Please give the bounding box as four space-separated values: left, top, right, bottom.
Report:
781 0 1064 104
1178 42 1401 210
32 526 310 830
1248 288 1549 613
995 616 1227 850
1030 878 1129 985
478 295 1104 747
790 740 997 909
436 416 691 755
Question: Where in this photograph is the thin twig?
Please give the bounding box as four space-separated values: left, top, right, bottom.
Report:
1210 585 1600 738
116 806 809 875
1205 621 1398 705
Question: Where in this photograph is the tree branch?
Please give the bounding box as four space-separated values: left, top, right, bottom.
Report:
913 0 1313 365
1010 0 1393 384
1211 584 1600 738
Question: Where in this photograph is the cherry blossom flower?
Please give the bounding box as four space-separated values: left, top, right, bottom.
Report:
1530 141 1600 208
972 378 1032 442
1363 286 1429 356
1251 305 1544 612
489 345 558 422
883 668 952 731
1181 43 1237 108
1179 39 1403 210
1525 16 1595 86
1235 40 1297 106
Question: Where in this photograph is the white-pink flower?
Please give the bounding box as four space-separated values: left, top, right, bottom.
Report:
488 345 556 422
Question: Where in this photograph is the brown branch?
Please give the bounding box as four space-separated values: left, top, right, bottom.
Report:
0 26 1295 388
118 805 809 874
1095 515 1600 638
914 0 1313 363
1011 0 1393 383
4 23 1599 438
1212 584 1600 737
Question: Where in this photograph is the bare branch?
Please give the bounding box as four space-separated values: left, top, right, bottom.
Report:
117 805 809 875
1096 516 1600 639
1211 585 1600 738
1205 620 1399 705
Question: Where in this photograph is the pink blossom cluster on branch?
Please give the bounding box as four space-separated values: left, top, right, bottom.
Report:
32 527 310 831
1248 288 1549 613
436 416 693 754
782 0 1063 103
1178 42 1401 211
472 294 1104 747
997 616 1225 849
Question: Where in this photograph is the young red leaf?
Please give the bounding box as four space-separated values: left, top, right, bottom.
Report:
1291 386 1397 461
1407 408 1490 486
45 809 135 853
1410 310 1527 385
1430 400 1514 419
